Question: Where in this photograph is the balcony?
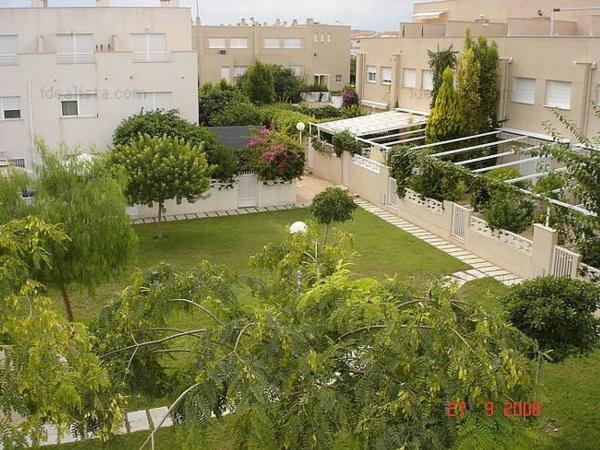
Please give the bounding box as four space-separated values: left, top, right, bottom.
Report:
132 52 171 63
57 52 94 64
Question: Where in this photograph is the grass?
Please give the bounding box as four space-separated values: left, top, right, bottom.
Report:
69 208 468 323
459 279 600 450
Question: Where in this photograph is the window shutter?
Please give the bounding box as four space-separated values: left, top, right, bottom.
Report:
56 35 75 54
513 78 536 104
546 80 571 109
0 36 17 55
208 38 226 49
422 70 433 91
154 92 173 110
220 67 231 81
403 69 416 88
148 34 166 53
381 67 392 84
78 94 97 116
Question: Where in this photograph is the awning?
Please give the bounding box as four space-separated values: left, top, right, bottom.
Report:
413 10 447 20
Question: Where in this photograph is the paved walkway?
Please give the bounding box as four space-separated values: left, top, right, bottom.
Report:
353 198 523 288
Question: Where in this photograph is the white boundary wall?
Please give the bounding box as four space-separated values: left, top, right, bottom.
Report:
307 148 597 281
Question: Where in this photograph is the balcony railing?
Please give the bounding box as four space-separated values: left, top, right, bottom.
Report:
0 54 18 65
57 52 94 64
132 52 171 63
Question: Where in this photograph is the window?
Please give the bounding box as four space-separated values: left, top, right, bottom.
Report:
367 65 377 82
220 67 231 81
512 78 536 104
422 69 433 91
138 92 173 111
232 66 247 78
0 96 21 120
208 38 226 49
59 94 97 117
320 33 325 42
327 33 331 42
0 35 17 65
229 38 248 49
131 33 168 62
335 74 343 83
56 34 93 64
545 80 572 109
264 38 280 49
313 33 318 42
290 66 304 77
403 68 416 88
381 67 392 85
284 38 302 49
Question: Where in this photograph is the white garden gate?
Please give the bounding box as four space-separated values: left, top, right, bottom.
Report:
238 173 258 208
451 204 469 240
552 246 579 277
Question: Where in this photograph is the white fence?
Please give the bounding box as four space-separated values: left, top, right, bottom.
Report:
352 154 383 174
452 204 469 240
470 216 533 256
552 246 580 278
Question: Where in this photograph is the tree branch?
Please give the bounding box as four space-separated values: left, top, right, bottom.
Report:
169 299 224 326
101 329 207 359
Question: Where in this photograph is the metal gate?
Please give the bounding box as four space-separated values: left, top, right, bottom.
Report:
552 246 579 278
451 204 469 240
238 173 258 208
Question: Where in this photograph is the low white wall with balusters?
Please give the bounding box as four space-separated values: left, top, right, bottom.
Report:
308 149 598 282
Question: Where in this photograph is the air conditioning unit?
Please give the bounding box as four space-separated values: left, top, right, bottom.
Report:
218 49 227 55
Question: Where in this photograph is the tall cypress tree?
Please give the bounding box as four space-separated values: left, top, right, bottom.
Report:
457 44 482 136
425 67 463 144
427 44 458 108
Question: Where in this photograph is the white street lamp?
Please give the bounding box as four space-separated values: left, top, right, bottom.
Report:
289 221 308 235
296 121 306 144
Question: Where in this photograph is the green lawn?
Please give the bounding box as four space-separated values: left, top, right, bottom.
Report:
70 208 468 322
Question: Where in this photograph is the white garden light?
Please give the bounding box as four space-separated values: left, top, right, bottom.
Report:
289 221 308 235
296 121 306 144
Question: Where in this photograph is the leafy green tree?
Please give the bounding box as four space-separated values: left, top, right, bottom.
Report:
483 189 534 233
0 167 30 224
470 32 500 129
101 226 539 450
456 45 482 136
270 65 304 103
32 142 137 322
110 134 212 240
503 277 600 361
332 130 364 156
311 187 357 242
427 44 457 107
198 81 262 126
239 61 275 104
426 67 463 144
0 217 124 448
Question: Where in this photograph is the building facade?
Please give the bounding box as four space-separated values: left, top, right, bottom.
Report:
357 0 600 137
0 3 198 171
193 19 351 90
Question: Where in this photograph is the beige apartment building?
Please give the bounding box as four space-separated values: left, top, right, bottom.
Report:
193 19 351 90
0 1 198 171
357 0 600 137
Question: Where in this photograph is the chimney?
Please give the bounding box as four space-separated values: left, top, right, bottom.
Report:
96 0 109 6
31 0 48 7
292 19 298 26
240 18 248 26
160 0 180 7
306 18 315 25
283 21 288 27
275 19 281 26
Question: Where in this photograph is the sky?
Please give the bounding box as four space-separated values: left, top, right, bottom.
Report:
0 0 415 31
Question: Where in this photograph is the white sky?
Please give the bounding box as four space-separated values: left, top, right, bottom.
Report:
0 0 415 31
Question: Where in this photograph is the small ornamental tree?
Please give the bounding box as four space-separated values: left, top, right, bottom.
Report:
503 277 600 361
427 44 457 108
33 141 137 322
483 189 534 233
0 167 30 224
110 135 212 240
271 65 304 103
244 128 305 182
310 187 357 242
425 67 463 144
239 61 275 105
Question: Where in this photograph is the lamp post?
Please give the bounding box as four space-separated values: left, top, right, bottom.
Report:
296 121 306 145
289 221 308 292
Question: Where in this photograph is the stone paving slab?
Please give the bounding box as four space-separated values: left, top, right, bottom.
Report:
149 407 174 429
127 410 150 432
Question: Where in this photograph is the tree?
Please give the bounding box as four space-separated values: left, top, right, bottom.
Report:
239 61 275 104
456 45 482 136
198 81 262 126
110 134 212 240
32 141 137 322
0 217 124 448
270 65 304 103
101 226 539 450
471 33 500 129
503 277 600 361
427 44 457 108
0 167 30 224
425 67 463 144
310 187 357 242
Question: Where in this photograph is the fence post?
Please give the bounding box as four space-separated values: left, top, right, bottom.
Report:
530 224 558 278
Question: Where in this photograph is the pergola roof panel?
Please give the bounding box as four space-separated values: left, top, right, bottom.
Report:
317 111 427 137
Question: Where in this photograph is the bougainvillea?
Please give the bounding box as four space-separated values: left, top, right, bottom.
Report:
342 88 359 108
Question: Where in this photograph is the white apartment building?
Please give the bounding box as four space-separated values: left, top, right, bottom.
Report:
193 19 351 90
357 0 600 137
0 1 198 171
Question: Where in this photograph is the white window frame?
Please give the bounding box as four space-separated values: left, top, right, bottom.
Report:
381 67 392 85
327 33 331 42
290 65 304 77
313 33 318 42
59 94 97 118
138 91 173 112
545 80 571 110
512 77 536 105
320 33 325 42
367 65 377 83
0 96 21 120
131 33 169 62
283 38 302 49
232 66 248 78
335 74 343 83
229 38 248 49
403 68 417 89
208 38 226 49
56 33 94 64
263 38 280 49
0 35 18 65
220 66 231 81
422 69 433 91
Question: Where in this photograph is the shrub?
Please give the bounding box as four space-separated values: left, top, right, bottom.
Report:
579 236 600 268
246 128 304 181
341 104 362 118
210 101 263 126
483 189 534 233
409 164 463 202
332 130 363 157
239 61 275 104
198 81 252 125
210 146 239 182
303 83 329 93
485 167 521 182
260 105 314 137
342 88 359 108
294 104 343 120
311 187 357 226
502 277 600 361
271 65 304 103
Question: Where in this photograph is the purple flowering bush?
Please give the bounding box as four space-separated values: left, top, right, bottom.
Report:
342 88 359 108
244 127 305 182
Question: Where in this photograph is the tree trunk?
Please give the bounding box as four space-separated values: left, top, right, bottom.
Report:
323 223 330 245
61 285 74 322
157 201 164 240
